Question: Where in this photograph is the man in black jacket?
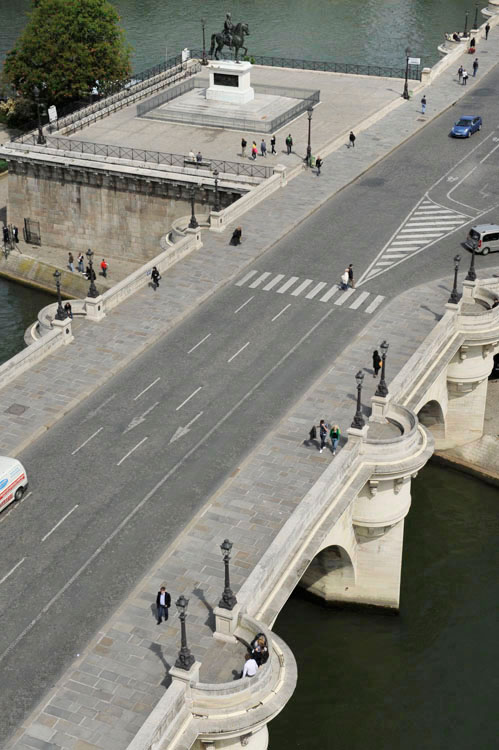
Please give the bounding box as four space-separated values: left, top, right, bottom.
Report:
156 586 171 624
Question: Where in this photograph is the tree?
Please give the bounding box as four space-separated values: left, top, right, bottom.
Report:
3 0 132 108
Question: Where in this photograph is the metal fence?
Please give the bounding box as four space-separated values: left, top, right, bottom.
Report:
190 49 421 81
17 134 273 178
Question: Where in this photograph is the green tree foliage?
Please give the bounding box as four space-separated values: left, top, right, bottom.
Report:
3 0 132 107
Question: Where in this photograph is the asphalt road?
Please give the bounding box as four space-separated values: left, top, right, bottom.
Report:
1 67 499 742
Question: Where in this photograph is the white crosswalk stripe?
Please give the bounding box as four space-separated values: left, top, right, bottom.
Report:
234 271 385 314
358 196 473 286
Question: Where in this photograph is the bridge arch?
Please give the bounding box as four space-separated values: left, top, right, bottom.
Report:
300 544 356 603
417 399 445 440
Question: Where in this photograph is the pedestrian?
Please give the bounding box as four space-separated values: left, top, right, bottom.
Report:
100 258 108 278
469 36 476 49
270 134 276 154
457 65 463 83
372 349 381 378
64 302 73 319
315 156 323 176
241 652 258 678
308 424 317 443
349 131 356 148
421 95 427 115
319 419 328 454
12 226 19 243
348 263 355 288
68 252 74 272
285 133 293 155
77 253 84 273
472 58 479 77
340 269 349 290
260 139 267 157
250 634 269 666
196 151 202 162
241 137 247 158
230 226 242 246
485 22 490 40
156 586 171 624
329 424 340 455
2 225 8 245
462 69 468 85
188 149 195 160
251 141 258 160
151 265 161 289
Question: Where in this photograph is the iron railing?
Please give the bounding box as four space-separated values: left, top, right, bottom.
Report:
15 134 273 178
190 49 421 81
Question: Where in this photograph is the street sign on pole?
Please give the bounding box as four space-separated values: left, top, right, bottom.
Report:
48 105 58 122
408 57 421 66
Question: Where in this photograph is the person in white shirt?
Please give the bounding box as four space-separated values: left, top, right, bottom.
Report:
242 653 258 678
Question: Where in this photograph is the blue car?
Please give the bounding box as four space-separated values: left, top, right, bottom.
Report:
450 115 482 138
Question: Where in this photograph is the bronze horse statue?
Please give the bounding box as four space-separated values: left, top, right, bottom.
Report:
209 22 250 62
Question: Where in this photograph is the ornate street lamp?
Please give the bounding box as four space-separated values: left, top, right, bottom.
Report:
464 10 469 36
53 270 67 321
305 105 313 166
351 370 365 429
375 340 390 398
466 246 477 282
189 185 199 229
473 3 479 30
218 539 238 610
448 254 461 304
201 18 208 65
213 169 221 212
85 248 99 298
403 47 411 100
174 595 195 671
33 85 46 145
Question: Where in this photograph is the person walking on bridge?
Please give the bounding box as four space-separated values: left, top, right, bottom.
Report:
421 95 427 115
462 69 469 85
319 419 328 453
372 349 382 378
285 134 293 155
472 58 479 77
329 424 341 455
349 131 356 148
457 65 463 83
270 134 276 154
156 586 171 624
485 22 490 40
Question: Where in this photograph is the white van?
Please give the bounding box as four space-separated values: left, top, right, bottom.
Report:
0 456 28 513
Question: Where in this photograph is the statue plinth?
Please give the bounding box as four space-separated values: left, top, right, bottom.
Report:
206 60 254 104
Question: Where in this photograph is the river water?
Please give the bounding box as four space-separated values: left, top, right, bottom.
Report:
272 463 499 749
1 7 497 746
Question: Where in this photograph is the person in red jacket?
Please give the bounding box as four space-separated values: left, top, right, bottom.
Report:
100 259 108 278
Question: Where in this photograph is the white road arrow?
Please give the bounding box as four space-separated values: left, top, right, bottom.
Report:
170 412 203 444
123 402 159 434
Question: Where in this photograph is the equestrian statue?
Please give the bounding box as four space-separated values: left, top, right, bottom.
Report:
209 13 250 62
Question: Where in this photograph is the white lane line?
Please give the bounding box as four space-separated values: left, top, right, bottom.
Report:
277 276 299 293
236 270 258 286
134 377 161 400
320 286 339 303
117 437 148 466
365 295 385 314
249 272 271 288
0 306 335 668
400 228 444 234
271 303 291 322
228 341 250 363
82 393 116 423
187 334 211 354
41 505 79 543
305 282 327 299
291 279 313 296
349 291 370 310
335 289 355 306
234 296 254 314
71 427 103 456
176 386 202 411
383 255 407 260
262 274 284 291
0 558 25 586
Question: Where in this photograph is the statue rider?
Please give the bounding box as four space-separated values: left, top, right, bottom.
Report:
223 12 234 46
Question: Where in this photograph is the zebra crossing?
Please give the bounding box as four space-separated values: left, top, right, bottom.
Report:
358 196 472 285
235 270 385 314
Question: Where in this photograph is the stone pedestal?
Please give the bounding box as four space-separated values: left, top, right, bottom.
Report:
169 661 201 688
214 603 241 642
206 60 254 104
52 317 74 344
85 295 106 322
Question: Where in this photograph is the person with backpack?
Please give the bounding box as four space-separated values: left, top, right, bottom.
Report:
319 419 328 454
329 425 341 455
